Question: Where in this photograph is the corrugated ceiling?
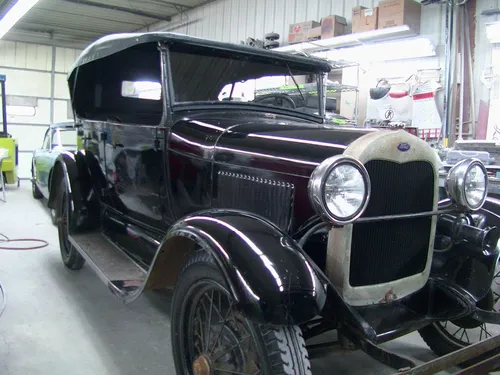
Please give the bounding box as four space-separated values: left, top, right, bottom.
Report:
0 0 207 46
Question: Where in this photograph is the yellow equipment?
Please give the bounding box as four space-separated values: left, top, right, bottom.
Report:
0 74 20 187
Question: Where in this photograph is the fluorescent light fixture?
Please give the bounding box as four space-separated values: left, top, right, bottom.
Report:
486 22 500 44
0 0 40 40
274 25 417 54
312 37 436 63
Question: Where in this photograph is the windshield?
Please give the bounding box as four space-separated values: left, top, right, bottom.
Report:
168 46 323 117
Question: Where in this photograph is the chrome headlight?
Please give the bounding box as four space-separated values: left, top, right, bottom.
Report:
308 155 371 225
445 158 488 211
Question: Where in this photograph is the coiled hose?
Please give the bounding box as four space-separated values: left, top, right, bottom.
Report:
0 232 49 318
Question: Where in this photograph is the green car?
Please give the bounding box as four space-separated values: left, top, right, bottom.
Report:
31 121 77 224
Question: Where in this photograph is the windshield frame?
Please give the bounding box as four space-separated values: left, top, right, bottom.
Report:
164 44 326 121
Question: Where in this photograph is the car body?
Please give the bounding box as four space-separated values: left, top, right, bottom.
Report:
31 121 76 222
47 32 500 374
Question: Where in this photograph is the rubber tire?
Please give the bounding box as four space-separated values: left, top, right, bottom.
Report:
57 178 85 271
32 181 43 199
50 208 57 226
418 323 465 357
171 250 312 375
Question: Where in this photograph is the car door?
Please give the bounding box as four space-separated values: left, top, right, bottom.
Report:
110 121 167 230
33 127 52 196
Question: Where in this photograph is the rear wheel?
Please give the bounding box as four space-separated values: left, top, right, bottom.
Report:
171 250 312 375
50 208 57 226
32 181 43 199
57 179 85 270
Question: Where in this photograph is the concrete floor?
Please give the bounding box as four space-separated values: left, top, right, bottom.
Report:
0 183 453 375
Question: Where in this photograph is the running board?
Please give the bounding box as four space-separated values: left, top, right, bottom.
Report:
69 232 147 300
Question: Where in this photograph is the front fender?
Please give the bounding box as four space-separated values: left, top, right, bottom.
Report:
479 197 500 230
150 210 327 325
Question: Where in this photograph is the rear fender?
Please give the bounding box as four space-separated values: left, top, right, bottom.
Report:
142 210 327 325
47 150 100 229
47 151 83 211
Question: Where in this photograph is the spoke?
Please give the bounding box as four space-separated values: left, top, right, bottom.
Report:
494 292 500 305
212 334 251 363
209 302 235 355
452 326 464 339
463 329 470 344
480 324 492 339
195 304 205 353
206 290 215 349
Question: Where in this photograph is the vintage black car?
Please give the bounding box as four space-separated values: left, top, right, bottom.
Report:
47 32 500 374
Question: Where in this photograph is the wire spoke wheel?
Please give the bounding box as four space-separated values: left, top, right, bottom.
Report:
172 251 311 375
434 262 500 346
184 280 261 375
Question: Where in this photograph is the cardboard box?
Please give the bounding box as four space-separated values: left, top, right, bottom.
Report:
378 0 421 34
288 20 321 44
352 6 379 33
308 26 322 41
320 15 348 40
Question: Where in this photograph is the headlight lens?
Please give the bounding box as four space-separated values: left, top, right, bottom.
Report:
324 164 366 218
445 158 488 211
464 164 487 208
309 155 371 225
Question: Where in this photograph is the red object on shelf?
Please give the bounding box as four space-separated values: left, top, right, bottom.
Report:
419 128 441 139
388 90 409 98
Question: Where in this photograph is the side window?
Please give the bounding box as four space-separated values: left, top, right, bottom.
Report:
42 129 50 149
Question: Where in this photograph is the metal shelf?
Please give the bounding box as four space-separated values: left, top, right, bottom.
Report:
255 82 357 96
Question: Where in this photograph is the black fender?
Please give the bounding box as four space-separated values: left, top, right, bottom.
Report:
431 197 500 302
478 196 500 231
47 151 84 211
47 150 101 230
143 209 327 326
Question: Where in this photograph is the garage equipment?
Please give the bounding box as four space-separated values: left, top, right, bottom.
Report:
0 74 19 188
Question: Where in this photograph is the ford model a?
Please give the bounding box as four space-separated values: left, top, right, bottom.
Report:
49 32 500 374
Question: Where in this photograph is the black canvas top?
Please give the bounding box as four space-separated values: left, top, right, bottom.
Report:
68 32 332 76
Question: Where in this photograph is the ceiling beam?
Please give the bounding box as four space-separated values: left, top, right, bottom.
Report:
157 1 193 10
60 0 172 21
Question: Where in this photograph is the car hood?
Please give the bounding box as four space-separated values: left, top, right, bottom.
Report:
209 115 376 177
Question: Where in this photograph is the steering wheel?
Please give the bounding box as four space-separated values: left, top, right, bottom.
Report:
253 93 296 109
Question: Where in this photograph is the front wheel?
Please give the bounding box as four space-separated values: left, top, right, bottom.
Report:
171 250 312 375
419 265 500 356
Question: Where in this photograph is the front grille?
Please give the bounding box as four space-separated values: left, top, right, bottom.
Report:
349 160 435 287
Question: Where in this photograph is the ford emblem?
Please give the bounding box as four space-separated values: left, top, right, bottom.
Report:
397 142 411 152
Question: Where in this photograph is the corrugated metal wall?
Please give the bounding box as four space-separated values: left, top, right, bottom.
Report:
148 0 445 48
0 41 82 178
474 0 499 140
